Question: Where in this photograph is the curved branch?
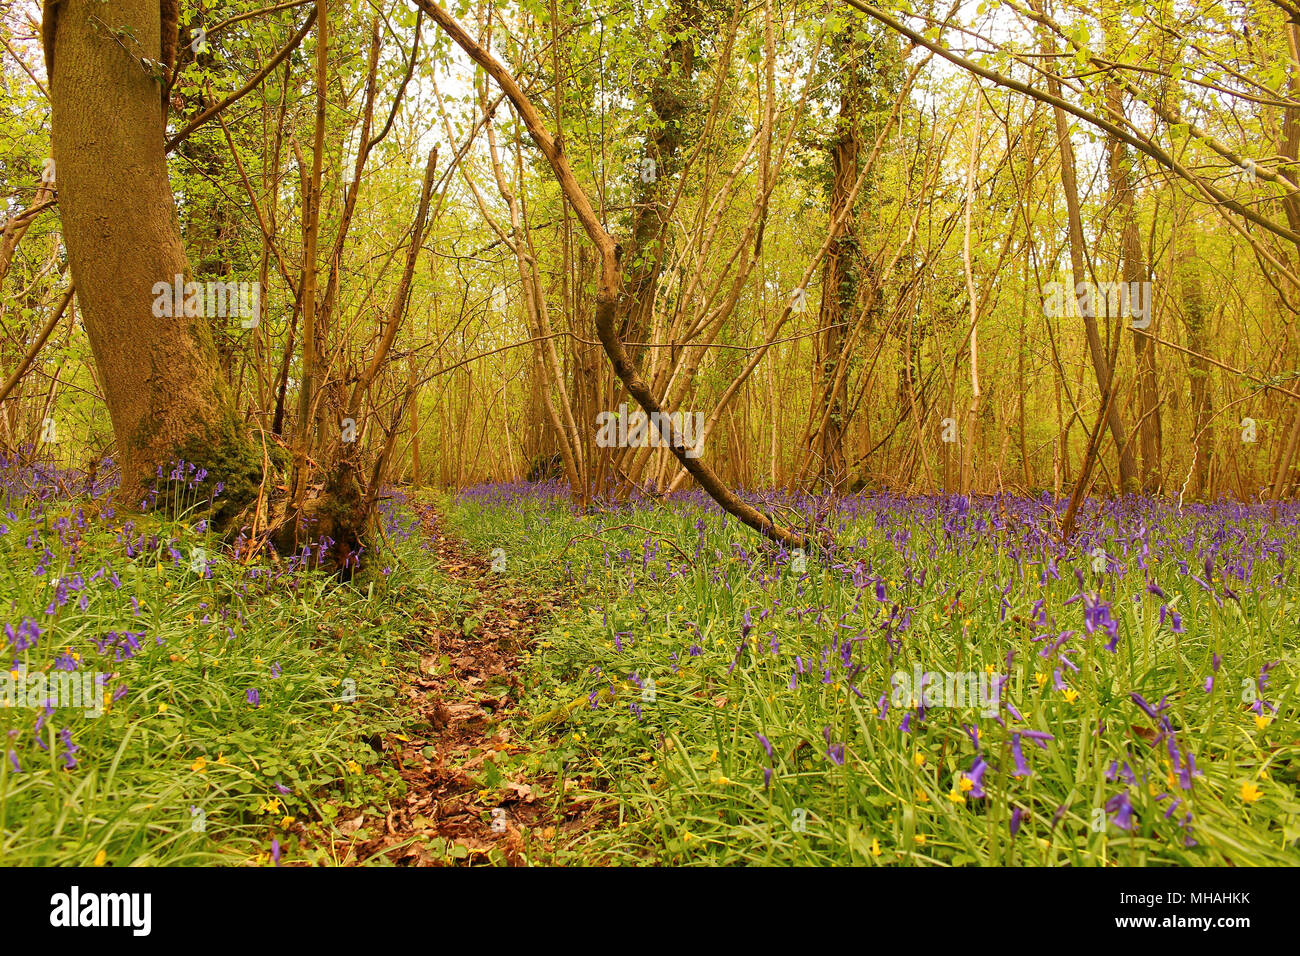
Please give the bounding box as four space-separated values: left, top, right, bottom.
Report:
414 0 811 552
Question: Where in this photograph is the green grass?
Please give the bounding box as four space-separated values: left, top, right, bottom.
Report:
0 474 444 866
449 485 1300 866
6 466 1296 867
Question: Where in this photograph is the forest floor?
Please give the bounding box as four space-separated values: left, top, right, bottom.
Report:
1 462 1296 866
331 501 610 866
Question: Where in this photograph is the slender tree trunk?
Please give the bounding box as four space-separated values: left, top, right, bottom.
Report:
1029 0 1138 493
959 96 983 496
1105 77 1161 490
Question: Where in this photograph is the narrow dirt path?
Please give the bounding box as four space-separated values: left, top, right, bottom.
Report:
348 500 570 866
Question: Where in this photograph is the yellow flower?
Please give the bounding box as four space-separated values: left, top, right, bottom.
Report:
1035 672 1048 687
870 838 882 857
259 797 283 815
984 664 995 675
157 703 167 713
913 752 926 767
347 760 362 775
1062 688 1079 704
947 789 966 804
93 849 107 867
716 776 732 786
331 703 341 713
914 833 927 846
1254 714 1271 730
1240 781 1263 803
280 816 296 828
191 756 207 772
216 753 228 765
959 776 974 793
914 788 930 803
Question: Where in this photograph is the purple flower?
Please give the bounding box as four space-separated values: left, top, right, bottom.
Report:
1011 735 1031 777
1106 760 1136 785
1178 752 1200 791
1205 653 1221 693
1020 729 1053 749
964 757 988 798
58 728 78 769
1105 790 1135 830
823 727 845 765
1130 692 1167 720
246 688 260 707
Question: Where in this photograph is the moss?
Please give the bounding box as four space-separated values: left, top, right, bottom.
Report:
174 406 277 532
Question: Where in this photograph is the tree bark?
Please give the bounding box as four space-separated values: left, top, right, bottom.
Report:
45 0 261 521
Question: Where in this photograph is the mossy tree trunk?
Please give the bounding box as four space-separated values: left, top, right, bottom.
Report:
45 0 261 522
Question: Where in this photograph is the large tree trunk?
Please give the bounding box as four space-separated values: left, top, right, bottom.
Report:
45 0 261 521
814 26 861 492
